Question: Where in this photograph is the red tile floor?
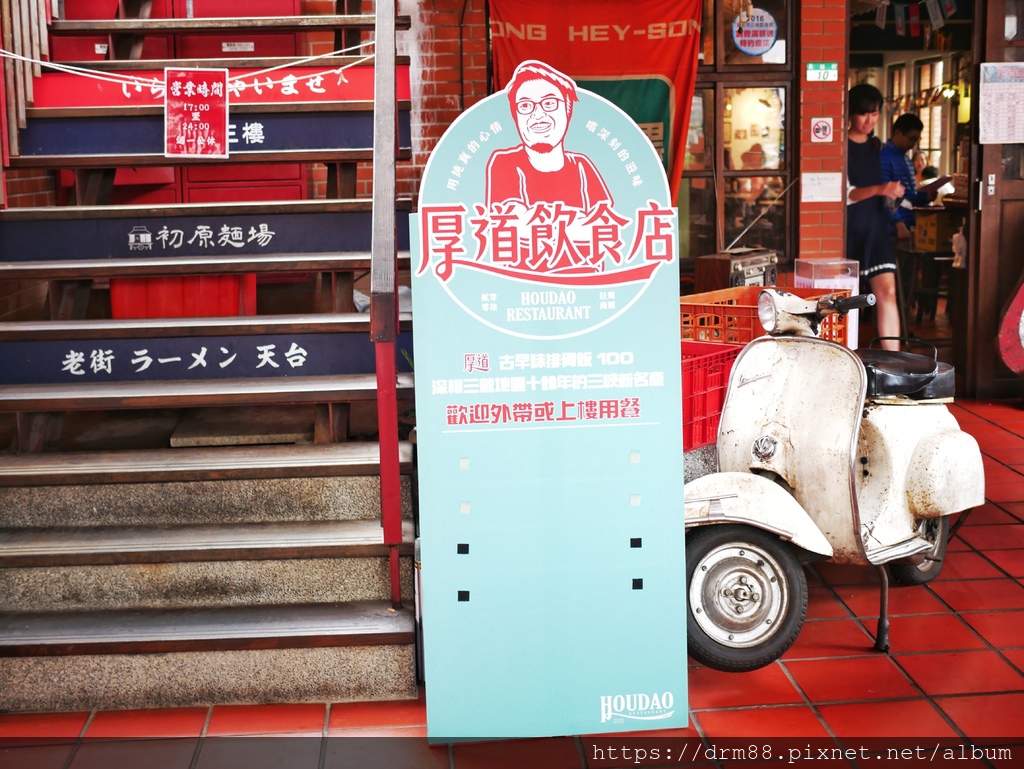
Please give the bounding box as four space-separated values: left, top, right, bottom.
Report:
2 399 1024 768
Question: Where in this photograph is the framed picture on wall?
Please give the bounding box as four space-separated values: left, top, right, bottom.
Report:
736 129 747 140
723 120 732 145
750 123 759 135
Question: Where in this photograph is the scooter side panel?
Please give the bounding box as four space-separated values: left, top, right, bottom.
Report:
684 471 834 557
717 338 867 563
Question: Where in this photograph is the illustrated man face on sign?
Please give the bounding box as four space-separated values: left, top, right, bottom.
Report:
486 60 612 213
507 61 577 166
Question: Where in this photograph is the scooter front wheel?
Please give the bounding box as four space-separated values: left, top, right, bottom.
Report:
686 524 807 673
888 516 950 586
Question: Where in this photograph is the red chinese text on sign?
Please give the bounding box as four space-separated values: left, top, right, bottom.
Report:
164 68 229 159
417 200 675 286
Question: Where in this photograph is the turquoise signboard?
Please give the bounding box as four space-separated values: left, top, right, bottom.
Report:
412 60 686 740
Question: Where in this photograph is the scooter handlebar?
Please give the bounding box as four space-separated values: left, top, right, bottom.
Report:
832 293 876 315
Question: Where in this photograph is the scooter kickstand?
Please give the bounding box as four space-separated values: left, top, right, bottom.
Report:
873 565 891 653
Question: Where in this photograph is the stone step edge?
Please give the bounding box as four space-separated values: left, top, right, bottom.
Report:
0 601 415 657
0 519 415 567
0 441 414 486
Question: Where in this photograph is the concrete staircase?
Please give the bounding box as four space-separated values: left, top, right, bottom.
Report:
0 471 417 712
0 0 417 712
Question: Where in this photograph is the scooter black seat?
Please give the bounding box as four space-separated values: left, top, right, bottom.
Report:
856 349 955 399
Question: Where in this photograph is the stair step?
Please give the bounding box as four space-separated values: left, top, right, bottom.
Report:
49 55 412 72
0 441 413 486
0 520 414 567
0 373 415 411
0 251 413 281
7 150 391 169
48 15 413 34
0 601 414 656
0 475 413 528
52 54 411 72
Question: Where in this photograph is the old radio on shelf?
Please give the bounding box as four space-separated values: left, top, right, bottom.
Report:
694 248 779 293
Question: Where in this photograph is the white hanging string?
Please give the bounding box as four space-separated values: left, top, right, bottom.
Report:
0 38 377 94
0 48 164 88
234 39 375 83
232 54 376 91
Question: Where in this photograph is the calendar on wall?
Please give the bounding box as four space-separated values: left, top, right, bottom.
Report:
980 63 1024 145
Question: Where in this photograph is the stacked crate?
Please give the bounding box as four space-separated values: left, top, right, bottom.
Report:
679 286 852 451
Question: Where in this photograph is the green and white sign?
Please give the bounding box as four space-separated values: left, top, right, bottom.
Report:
806 62 839 82
412 60 687 740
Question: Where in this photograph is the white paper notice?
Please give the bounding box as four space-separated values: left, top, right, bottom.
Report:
801 172 843 203
980 63 1024 144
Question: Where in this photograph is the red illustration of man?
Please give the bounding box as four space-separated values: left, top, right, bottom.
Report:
486 60 613 212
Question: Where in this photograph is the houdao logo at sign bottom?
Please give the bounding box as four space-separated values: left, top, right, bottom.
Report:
600 691 676 723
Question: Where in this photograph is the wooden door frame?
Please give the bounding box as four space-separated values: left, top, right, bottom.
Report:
964 0 1024 398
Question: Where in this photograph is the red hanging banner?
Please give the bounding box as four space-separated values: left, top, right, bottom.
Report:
34 65 403 108
488 0 701 201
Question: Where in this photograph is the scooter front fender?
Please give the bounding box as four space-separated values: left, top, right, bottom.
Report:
684 472 834 558
906 429 986 517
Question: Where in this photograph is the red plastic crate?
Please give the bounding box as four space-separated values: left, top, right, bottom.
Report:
682 341 742 451
680 286 852 346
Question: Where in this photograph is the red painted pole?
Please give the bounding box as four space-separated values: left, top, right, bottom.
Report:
375 340 403 606
0 40 8 208
388 546 402 609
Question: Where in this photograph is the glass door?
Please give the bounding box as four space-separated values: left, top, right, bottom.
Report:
677 0 794 286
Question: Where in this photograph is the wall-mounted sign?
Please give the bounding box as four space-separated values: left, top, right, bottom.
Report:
0 210 410 263
18 111 410 158
731 6 778 57
0 330 413 386
806 63 839 82
412 60 687 740
980 63 1024 145
810 117 834 143
801 172 843 203
164 68 229 158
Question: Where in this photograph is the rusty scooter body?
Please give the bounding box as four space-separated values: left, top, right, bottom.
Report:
683 288 985 672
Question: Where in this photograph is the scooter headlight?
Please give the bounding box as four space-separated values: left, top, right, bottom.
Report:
757 291 778 334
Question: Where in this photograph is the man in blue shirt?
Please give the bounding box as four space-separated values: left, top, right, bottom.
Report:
880 113 938 241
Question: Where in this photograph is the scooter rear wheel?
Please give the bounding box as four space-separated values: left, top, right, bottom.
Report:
686 524 807 673
889 516 949 586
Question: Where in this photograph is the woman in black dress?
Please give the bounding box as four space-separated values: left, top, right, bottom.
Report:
847 83 905 351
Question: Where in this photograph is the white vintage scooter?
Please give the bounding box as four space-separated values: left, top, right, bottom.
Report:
683 288 985 673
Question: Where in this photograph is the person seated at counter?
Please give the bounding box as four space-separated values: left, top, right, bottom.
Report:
913 151 928 187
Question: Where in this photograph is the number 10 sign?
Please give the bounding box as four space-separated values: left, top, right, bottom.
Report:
806 62 839 82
